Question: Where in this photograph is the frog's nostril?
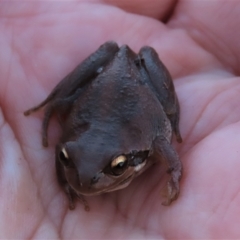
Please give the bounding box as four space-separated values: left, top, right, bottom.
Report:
91 174 100 185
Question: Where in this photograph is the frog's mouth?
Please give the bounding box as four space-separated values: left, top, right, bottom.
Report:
65 151 154 196
103 173 134 192
104 160 148 192
81 159 151 195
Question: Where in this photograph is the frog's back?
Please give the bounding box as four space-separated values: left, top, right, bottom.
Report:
63 45 171 145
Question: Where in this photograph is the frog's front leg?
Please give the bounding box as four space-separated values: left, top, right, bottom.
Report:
139 47 182 143
153 135 182 205
55 149 90 211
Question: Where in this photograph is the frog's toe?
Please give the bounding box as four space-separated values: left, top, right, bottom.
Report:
162 178 180 206
76 194 90 211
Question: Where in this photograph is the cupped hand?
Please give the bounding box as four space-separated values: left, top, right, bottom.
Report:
0 0 240 239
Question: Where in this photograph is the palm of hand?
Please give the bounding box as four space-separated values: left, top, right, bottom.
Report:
0 1 240 239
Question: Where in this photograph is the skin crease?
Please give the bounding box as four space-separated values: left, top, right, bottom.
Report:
0 0 240 238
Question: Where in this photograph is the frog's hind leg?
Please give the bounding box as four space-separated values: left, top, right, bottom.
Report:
55 148 90 211
25 41 120 118
23 93 56 146
41 94 78 147
138 46 182 143
24 96 52 116
24 41 120 147
24 96 70 147
41 105 54 147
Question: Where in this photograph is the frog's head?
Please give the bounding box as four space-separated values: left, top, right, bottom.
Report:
56 126 154 195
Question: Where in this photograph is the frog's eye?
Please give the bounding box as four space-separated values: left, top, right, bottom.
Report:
59 147 70 168
110 155 128 176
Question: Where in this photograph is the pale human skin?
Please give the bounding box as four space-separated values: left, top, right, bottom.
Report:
0 0 240 238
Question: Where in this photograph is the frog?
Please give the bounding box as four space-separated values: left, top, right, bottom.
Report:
24 41 183 210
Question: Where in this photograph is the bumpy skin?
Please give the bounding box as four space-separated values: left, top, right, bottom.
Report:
24 41 182 209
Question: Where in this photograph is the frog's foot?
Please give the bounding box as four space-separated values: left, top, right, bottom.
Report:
23 103 45 116
76 194 90 212
63 184 76 210
63 186 90 211
162 178 180 206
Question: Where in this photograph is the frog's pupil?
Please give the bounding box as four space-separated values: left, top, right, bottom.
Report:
116 161 126 169
111 160 127 175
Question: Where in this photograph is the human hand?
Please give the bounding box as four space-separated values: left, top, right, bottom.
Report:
0 0 240 238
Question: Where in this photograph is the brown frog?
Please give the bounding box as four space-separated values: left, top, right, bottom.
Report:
24 41 182 210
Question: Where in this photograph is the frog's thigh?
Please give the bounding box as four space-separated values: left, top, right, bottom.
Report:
51 41 120 101
139 46 182 142
153 135 182 205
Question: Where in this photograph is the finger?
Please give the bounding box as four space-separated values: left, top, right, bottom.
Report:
170 0 240 74
100 0 176 19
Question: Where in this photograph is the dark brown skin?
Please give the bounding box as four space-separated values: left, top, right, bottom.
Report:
1 1 240 239
24 41 182 210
